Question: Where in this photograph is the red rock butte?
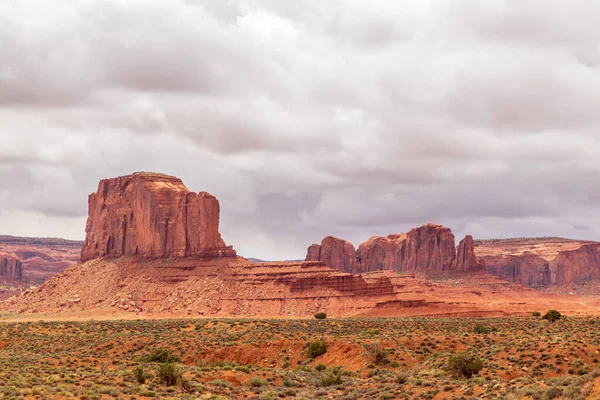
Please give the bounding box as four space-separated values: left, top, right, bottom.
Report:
81 172 236 261
307 224 485 275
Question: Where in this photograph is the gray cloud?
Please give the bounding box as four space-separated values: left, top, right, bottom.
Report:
1 0 599 260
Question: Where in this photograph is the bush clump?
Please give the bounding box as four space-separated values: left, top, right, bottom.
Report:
532 311 541 317
314 312 327 319
473 324 497 334
446 352 484 379
542 310 562 322
145 348 181 363
306 340 328 359
363 343 390 365
157 362 182 386
320 366 343 387
133 365 149 384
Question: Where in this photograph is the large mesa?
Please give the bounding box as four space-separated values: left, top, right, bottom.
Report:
81 172 236 260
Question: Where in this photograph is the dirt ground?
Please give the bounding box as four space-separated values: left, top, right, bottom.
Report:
1 316 600 399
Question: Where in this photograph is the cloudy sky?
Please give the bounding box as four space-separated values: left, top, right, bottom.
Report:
1 0 600 260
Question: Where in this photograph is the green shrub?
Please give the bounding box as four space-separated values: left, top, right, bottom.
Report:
542 310 562 322
364 343 389 365
132 365 147 384
157 363 182 386
307 341 328 359
250 377 268 387
473 324 497 334
446 352 484 379
179 377 194 393
394 371 409 384
545 386 563 399
314 312 327 320
146 348 181 363
532 311 541 317
320 367 342 386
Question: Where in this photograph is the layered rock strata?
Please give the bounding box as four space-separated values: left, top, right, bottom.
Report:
81 172 235 260
307 224 485 274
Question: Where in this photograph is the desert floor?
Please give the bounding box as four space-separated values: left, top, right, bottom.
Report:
1 316 600 399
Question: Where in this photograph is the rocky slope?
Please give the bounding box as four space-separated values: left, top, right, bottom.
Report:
307 224 485 275
476 238 600 291
0 235 83 285
81 172 236 260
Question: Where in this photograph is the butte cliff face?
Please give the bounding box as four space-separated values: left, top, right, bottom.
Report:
0 253 22 284
81 172 236 260
307 224 485 275
306 236 358 273
552 244 600 285
476 238 600 289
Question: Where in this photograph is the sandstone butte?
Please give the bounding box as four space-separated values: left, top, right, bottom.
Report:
306 224 486 275
3 171 600 319
81 172 236 260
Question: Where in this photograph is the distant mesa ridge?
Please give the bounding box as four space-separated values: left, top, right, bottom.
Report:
306 224 485 275
81 171 236 261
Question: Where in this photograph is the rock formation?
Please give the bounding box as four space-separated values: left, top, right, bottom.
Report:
356 235 403 273
485 254 551 288
552 244 600 286
81 172 235 260
455 235 485 272
305 237 358 273
0 253 22 284
0 235 83 285
402 224 458 272
307 224 485 275
476 238 600 289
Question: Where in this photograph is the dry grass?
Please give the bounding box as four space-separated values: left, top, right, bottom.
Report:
0 316 599 398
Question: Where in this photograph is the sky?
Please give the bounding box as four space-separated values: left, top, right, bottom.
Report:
1 0 600 260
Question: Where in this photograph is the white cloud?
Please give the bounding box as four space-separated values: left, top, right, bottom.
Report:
1 0 599 259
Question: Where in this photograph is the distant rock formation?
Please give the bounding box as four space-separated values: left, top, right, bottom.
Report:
306 237 358 273
0 235 83 285
81 172 236 261
0 253 22 284
552 244 600 285
476 238 600 289
485 254 551 288
307 224 485 274
455 235 485 272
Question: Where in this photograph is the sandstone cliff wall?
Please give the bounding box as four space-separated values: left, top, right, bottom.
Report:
81 172 235 260
480 241 600 288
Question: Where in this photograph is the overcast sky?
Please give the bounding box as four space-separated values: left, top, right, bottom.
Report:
1 0 600 260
